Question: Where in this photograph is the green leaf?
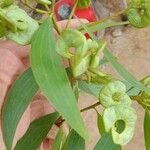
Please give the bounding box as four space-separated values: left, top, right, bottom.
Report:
99 56 109 65
123 80 140 96
97 113 105 136
144 110 150 150
51 129 64 150
65 130 85 150
103 49 150 93
2 68 38 150
78 81 102 98
14 112 59 150
30 17 88 140
94 133 121 150
81 21 129 34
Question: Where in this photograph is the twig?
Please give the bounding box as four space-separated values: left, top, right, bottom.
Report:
81 102 101 112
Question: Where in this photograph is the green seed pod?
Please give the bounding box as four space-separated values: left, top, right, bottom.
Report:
127 0 150 28
56 29 90 77
89 41 106 69
0 0 14 8
4 5 39 45
103 105 137 146
71 55 90 77
99 81 132 107
87 39 99 50
36 0 51 5
56 29 88 58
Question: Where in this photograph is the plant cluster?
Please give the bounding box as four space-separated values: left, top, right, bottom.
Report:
1 0 150 150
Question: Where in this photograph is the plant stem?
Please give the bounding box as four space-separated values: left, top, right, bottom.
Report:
80 21 130 34
44 4 50 12
65 0 78 29
91 9 128 25
81 102 101 112
21 0 50 14
79 8 128 31
55 95 148 126
52 16 61 34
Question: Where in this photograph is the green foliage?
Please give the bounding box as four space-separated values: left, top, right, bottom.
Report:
14 112 59 150
64 130 85 150
97 113 105 136
2 69 38 150
94 133 121 150
144 110 150 150
104 49 150 94
51 129 64 150
78 81 103 97
1 0 150 149
127 0 150 28
30 17 88 140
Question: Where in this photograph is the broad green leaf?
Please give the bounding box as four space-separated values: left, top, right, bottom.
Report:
65 130 85 150
2 68 38 150
103 49 150 93
30 17 88 139
144 110 150 150
14 112 59 150
51 129 64 150
78 81 102 98
94 133 121 150
97 113 105 136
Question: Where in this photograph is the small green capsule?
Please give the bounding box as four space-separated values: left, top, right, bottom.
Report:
103 105 137 146
56 29 88 58
127 0 150 28
4 5 39 45
99 81 132 107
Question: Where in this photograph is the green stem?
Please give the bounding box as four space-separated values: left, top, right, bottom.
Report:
52 15 61 34
81 21 130 34
80 102 101 112
79 8 129 32
22 0 50 14
44 4 50 12
65 0 78 29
